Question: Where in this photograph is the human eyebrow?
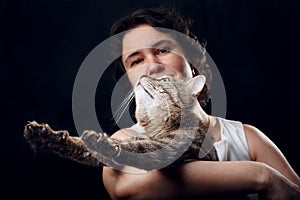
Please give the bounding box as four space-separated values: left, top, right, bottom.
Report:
152 39 175 49
124 51 140 65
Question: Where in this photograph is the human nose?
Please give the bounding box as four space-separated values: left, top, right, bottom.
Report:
146 63 165 76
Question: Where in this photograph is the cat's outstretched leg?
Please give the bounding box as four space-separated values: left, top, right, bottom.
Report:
81 130 124 169
81 129 191 170
23 121 102 167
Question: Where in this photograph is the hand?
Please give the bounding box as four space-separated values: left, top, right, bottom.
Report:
260 165 300 200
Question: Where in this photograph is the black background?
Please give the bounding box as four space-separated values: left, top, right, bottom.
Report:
1 0 300 199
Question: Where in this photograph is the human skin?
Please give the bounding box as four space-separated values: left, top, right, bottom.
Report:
121 25 193 86
103 24 300 199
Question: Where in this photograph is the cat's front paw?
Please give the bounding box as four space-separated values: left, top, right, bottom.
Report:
24 121 69 151
81 131 120 159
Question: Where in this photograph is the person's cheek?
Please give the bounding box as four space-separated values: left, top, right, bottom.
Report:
127 67 146 86
170 57 185 74
127 72 139 86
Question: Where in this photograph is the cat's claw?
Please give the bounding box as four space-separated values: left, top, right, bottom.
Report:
81 131 120 159
23 121 69 151
81 130 102 147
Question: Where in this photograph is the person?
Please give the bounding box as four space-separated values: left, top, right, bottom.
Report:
102 7 300 199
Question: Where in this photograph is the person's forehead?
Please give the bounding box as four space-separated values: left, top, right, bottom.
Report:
122 26 177 54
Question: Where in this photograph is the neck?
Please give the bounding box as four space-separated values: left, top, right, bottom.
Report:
192 103 209 125
193 103 221 141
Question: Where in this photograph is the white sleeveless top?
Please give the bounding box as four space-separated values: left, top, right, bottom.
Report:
213 117 251 161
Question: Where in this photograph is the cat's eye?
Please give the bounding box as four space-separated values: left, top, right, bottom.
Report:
160 77 170 82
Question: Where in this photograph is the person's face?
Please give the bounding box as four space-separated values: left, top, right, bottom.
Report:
121 24 193 86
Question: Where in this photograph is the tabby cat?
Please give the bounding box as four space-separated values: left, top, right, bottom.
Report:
24 75 218 171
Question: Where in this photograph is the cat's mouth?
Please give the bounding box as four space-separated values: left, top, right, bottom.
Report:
136 78 154 99
141 85 154 99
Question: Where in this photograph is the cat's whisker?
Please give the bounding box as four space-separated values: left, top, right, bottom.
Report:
112 89 135 124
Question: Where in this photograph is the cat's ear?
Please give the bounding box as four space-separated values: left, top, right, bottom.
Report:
188 75 206 96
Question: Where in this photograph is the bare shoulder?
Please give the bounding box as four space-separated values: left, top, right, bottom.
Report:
102 129 145 181
243 124 272 161
243 124 268 145
110 129 132 140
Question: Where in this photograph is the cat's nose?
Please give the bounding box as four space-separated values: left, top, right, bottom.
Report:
146 64 165 76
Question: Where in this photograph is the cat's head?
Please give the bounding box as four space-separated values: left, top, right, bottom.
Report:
134 75 206 134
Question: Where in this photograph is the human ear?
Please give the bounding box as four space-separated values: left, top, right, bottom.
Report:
188 75 206 96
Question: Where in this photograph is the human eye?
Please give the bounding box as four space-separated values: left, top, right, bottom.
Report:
130 58 143 67
156 47 171 55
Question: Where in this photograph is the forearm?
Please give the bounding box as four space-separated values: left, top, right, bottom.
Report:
103 161 270 199
188 161 300 199
174 161 268 196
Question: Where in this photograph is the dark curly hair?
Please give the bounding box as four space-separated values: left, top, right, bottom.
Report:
109 6 211 107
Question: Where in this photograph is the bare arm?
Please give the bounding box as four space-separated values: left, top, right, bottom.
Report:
102 130 300 199
244 124 300 186
103 161 266 200
103 161 300 200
